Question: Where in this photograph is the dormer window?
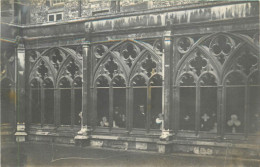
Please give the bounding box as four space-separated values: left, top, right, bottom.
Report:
48 13 63 22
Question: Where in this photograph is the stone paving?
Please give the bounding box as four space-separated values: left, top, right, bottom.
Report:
1 142 260 167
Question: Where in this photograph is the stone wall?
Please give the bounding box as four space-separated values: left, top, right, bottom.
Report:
29 0 205 24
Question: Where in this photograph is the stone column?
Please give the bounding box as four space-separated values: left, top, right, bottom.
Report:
14 39 27 142
160 31 173 141
74 42 91 146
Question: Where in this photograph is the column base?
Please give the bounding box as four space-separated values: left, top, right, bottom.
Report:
74 126 91 147
160 129 174 141
14 131 27 142
15 123 27 142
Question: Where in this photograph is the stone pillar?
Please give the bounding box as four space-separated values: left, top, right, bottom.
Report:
14 39 27 142
160 31 173 141
74 43 91 146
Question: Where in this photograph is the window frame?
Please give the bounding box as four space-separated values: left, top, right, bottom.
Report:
48 12 63 22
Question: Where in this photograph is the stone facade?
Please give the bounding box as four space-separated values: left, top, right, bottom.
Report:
1 0 260 157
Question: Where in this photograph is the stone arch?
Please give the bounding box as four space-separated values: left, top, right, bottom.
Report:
93 52 128 86
174 47 220 86
29 56 56 81
56 55 82 88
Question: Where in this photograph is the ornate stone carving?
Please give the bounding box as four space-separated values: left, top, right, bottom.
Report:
37 61 48 80
66 59 80 79
121 43 139 68
94 44 107 59
51 49 64 71
104 57 118 78
236 48 258 75
180 73 195 86
96 76 109 87
177 37 194 54
132 75 147 86
112 76 126 87
209 35 235 64
141 54 157 77
189 51 207 76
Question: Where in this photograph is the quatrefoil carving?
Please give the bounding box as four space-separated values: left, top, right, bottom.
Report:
94 45 107 59
177 37 194 54
210 35 234 64
51 49 63 70
37 61 48 80
104 57 118 79
121 43 139 68
66 59 79 79
236 48 257 75
189 51 207 76
141 54 156 77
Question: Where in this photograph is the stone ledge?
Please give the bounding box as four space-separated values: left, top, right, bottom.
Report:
91 135 159 143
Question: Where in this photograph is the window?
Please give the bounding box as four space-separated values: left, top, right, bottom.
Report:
199 73 217 132
225 72 245 134
48 15 55 22
29 60 55 125
56 14 62 21
1 78 14 125
93 42 162 132
150 75 163 130
177 50 219 133
96 76 110 127
74 77 82 125
48 13 63 22
179 74 196 131
248 71 260 134
113 76 126 128
59 77 71 125
132 75 147 129
131 74 163 130
43 78 54 124
30 79 41 124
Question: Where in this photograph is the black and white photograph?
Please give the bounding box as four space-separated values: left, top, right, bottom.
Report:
1 0 260 166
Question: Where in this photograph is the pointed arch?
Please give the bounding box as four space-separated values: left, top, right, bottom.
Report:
149 74 163 86
198 71 219 86
93 52 128 86
41 46 77 59
94 39 161 87
28 56 56 84
175 32 259 84
111 74 126 87
56 55 82 88
130 73 149 87
248 70 260 84
128 50 162 85
95 75 111 88
1 77 14 87
175 46 220 85
223 70 247 86
222 43 259 81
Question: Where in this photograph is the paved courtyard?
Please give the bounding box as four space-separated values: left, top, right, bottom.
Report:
1 142 260 167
